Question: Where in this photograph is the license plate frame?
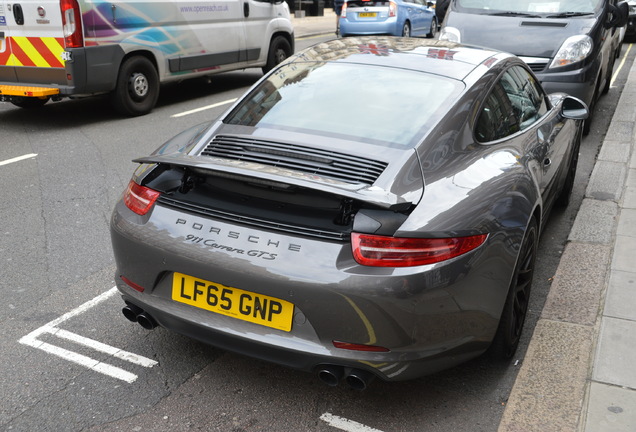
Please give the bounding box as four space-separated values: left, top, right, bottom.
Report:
172 272 294 332
358 12 377 17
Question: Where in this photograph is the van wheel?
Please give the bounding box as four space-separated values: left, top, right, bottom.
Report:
11 97 50 109
488 217 538 360
603 57 615 95
262 36 292 74
555 127 581 208
111 56 159 117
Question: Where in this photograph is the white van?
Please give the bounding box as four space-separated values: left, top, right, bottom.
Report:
0 0 294 115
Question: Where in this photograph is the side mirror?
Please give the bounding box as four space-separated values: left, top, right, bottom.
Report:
608 1 629 28
561 95 588 120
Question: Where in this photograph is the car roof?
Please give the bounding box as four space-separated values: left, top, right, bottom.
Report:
286 36 511 81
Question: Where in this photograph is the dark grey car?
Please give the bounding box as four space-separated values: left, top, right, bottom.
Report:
110 37 587 389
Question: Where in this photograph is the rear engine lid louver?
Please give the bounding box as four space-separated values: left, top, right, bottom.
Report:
201 135 388 185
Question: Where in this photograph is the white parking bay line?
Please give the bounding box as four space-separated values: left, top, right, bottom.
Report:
320 413 385 432
0 153 37 167
18 286 158 383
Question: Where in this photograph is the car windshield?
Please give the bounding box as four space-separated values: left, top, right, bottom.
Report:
225 62 462 148
456 0 600 14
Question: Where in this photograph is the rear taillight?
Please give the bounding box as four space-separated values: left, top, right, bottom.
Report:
341 2 347 17
60 0 83 48
123 180 160 215
351 233 488 267
389 1 397 17
333 341 390 352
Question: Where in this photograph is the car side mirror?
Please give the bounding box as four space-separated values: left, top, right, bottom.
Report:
561 96 588 120
608 1 629 28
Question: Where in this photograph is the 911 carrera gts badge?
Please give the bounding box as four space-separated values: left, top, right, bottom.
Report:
176 218 301 259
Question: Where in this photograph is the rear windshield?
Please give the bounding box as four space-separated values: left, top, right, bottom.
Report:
346 0 391 7
456 0 600 14
225 62 462 148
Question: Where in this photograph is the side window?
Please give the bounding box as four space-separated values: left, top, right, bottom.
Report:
475 81 519 142
504 66 548 130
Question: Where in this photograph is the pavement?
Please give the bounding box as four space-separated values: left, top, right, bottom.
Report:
291 13 636 432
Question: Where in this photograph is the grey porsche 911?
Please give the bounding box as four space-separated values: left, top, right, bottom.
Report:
110 37 587 389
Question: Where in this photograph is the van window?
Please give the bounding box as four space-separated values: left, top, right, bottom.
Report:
456 0 599 14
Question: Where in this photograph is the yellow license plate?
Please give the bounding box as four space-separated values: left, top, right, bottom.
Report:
358 12 377 17
172 272 294 332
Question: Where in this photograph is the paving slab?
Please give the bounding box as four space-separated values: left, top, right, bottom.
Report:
583 382 636 432
612 235 636 273
604 270 636 321
616 208 636 237
498 320 593 432
592 317 636 389
541 242 610 326
568 199 618 244
597 141 632 163
586 161 626 201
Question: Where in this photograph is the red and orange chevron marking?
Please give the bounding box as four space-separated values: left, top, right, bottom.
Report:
0 36 65 68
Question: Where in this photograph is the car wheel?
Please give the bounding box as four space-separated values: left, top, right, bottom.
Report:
11 96 50 109
489 217 538 360
555 127 582 208
426 18 437 38
111 56 159 117
263 36 292 74
402 21 411 37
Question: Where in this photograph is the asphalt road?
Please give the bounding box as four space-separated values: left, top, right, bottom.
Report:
1 36 634 432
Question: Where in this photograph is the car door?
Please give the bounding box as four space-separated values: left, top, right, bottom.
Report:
402 0 426 34
475 65 571 211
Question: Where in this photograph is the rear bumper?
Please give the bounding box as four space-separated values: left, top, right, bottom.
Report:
0 44 124 99
110 199 517 381
339 17 400 36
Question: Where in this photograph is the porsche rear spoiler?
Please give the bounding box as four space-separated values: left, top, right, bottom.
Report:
133 154 420 211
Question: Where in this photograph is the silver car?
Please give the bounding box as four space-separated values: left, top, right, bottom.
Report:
110 37 587 389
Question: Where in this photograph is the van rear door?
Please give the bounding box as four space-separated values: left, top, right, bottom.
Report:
0 0 66 86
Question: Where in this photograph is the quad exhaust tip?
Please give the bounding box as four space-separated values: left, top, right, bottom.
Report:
317 365 376 390
121 303 158 330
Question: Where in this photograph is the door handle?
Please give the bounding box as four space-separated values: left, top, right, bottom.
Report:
13 3 24 25
244 2 249 17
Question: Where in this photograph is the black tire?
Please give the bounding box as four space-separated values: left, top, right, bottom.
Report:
582 90 596 135
111 56 159 117
602 57 615 95
11 97 50 109
489 218 538 360
262 36 292 74
402 21 411 37
555 127 582 208
426 18 437 38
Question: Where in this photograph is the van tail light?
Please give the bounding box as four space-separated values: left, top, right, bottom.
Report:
60 0 84 48
389 1 397 17
341 2 347 18
123 180 161 215
351 233 488 267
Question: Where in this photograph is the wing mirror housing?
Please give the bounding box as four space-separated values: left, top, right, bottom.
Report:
608 1 629 28
560 96 589 120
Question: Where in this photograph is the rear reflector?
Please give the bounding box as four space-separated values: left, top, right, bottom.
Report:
352 233 488 267
120 275 145 292
333 341 390 352
123 180 160 215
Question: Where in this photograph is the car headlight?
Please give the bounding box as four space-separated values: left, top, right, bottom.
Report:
550 35 593 69
439 27 461 42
